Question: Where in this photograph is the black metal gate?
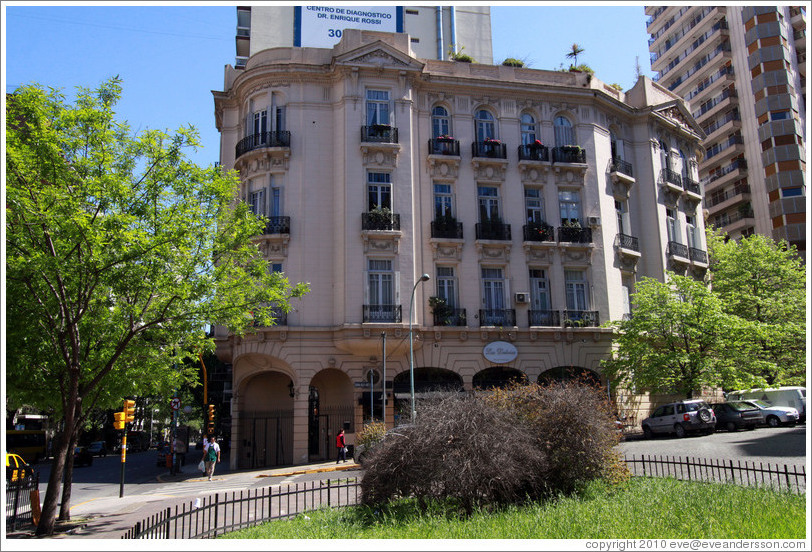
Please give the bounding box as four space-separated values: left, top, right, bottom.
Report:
239 410 293 469
309 406 354 462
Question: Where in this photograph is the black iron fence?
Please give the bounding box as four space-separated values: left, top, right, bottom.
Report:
361 125 398 143
119 456 805 539
428 138 460 156
235 131 291 158
121 478 361 539
624 455 806 494
5 471 39 532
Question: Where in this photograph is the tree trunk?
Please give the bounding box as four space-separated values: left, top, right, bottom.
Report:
58 427 80 520
36 368 81 535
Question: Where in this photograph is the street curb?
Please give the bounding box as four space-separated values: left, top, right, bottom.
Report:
255 463 360 478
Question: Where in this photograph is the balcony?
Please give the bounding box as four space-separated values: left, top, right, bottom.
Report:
518 143 550 162
529 310 561 327
522 222 555 242
682 177 702 201
615 233 641 256
235 131 291 159
563 310 599 327
661 168 683 193
475 220 512 241
472 140 507 159
558 225 592 244
479 309 516 327
433 308 467 327
363 305 402 323
706 182 750 213
361 211 401 231
689 247 708 265
705 134 744 162
263 216 290 235
251 305 287 328
702 158 747 192
361 125 398 143
610 158 634 178
667 241 690 263
428 137 460 156
552 146 587 164
430 218 464 240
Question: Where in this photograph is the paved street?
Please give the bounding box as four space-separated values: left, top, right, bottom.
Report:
618 424 807 466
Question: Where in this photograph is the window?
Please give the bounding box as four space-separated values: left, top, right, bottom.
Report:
666 208 679 243
270 186 282 218
679 149 689 180
481 267 506 311
686 215 698 249
770 110 790 120
253 109 268 136
367 259 394 306
529 268 551 311
271 262 283 273
436 266 457 308
249 188 265 217
781 187 804 197
432 106 450 138
367 172 392 211
565 270 589 311
525 188 544 224
659 139 670 170
366 90 390 126
475 109 496 141
615 199 628 235
610 130 624 160
554 116 575 147
558 190 581 225
520 113 537 145
478 186 500 222
434 183 454 219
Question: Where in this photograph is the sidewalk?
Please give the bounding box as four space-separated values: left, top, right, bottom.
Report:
9 459 359 540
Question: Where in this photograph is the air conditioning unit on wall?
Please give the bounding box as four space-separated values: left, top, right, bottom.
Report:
587 216 601 227
514 292 530 304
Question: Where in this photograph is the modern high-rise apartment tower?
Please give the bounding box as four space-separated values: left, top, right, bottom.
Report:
645 6 807 256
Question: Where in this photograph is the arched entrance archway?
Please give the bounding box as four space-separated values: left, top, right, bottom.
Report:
473 366 528 390
538 366 601 387
308 369 354 462
238 371 295 469
393 367 464 424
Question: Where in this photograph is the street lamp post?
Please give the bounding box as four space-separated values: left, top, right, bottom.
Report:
409 273 430 423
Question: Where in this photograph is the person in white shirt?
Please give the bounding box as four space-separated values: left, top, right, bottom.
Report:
202 435 221 480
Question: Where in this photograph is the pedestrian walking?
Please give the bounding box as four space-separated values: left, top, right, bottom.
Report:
202 435 221 480
336 429 346 463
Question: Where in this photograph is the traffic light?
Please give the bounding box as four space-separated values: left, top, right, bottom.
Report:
123 399 136 423
113 412 126 430
207 404 215 435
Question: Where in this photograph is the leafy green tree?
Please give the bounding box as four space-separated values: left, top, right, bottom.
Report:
5 78 308 535
566 43 585 67
706 230 806 388
602 273 738 398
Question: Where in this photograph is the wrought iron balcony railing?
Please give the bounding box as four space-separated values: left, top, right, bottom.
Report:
472 141 507 159
552 146 586 164
428 137 460 156
475 221 512 241
615 233 640 252
689 247 708 264
433 308 467 327
683 177 701 195
263 216 291 235
362 212 401 231
518 144 549 161
431 219 464 239
523 222 555 242
479 309 516 327
361 125 398 143
610 158 634 177
236 131 291 158
662 168 683 187
363 304 402 323
529 309 561 327
563 310 599 327
667 241 690 258
558 226 592 243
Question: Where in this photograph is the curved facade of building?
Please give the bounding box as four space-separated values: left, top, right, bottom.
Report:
213 29 707 468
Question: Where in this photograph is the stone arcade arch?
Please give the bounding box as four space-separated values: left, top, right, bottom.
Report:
237 370 295 469
538 366 602 387
308 369 355 462
392 367 464 423
472 366 529 390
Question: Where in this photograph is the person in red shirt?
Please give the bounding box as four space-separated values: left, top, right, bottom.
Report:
336 429 346 463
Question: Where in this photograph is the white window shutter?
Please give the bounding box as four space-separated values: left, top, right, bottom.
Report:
504 276 511 307
363 270 370 305
394 271 401 304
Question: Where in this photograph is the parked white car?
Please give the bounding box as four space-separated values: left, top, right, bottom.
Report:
726 387 805 423
740 399 799 427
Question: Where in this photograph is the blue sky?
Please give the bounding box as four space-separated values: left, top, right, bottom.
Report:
3 3 655 168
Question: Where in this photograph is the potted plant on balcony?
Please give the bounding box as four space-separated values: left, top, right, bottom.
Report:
562 219 582 229
367 205 393 227
429 296 455 326
437 134 454 142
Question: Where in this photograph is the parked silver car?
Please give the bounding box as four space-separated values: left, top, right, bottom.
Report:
740 399 799 427
641 399 716 439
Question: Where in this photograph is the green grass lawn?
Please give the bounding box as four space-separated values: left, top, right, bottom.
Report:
219 477 806 540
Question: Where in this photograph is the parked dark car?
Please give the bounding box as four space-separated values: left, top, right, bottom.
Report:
73 446 94 467
709 401 760 432
87 441 108 457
